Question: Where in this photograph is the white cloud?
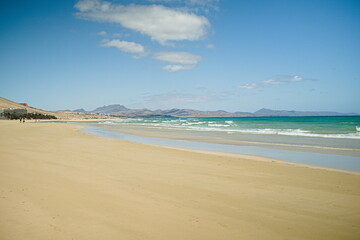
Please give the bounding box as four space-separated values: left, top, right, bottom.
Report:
262 75 304 85
146 0 220 12
291 75 303 82
162 64 194 72
97 31 107 36
237 83 257 89
153 51 201 71
238 75 310 90
75 0 101 11
75 0 210 45
153 51 201 65
261 79 283 85
101 39 147 57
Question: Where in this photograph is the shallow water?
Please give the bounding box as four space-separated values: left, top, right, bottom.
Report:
82 126 360 172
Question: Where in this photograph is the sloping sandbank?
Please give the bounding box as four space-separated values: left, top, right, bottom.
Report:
0 120 359 240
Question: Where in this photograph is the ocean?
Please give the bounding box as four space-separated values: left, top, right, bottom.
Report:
100 116 360 140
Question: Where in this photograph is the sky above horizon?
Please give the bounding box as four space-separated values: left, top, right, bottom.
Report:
0 0 359 113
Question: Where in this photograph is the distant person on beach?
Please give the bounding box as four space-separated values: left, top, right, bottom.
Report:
23 118 25 123
19 118 22 123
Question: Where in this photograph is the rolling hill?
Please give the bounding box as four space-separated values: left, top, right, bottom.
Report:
0 97 114 120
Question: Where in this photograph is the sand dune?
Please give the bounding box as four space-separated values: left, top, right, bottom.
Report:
0 120 359 239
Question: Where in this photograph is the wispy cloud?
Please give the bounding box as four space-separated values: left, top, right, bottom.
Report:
206 43 214 49
262 75 304 85
144 0 220 14
75 0 210 45
237 83 257 89
162 64 194 72
146 0 219 9
153 51 201 71
97 31 107 36
100 39 147 58
153 51 201 65
238 75 313 89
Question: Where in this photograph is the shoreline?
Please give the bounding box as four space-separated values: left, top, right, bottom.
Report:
81 125 360 173
1 120 360 239
40 118 360 157
89 123 360 157
28 119 360 173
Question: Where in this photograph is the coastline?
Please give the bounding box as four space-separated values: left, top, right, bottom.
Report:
82 118 359 157
96 123 360 156
81 126 360 173
1 120 360 239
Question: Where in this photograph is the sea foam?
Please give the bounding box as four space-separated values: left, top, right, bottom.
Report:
98 117 360 140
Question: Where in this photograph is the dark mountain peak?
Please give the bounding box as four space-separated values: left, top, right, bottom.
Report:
91 104 128 114
73 108 87 113
254 108 276 115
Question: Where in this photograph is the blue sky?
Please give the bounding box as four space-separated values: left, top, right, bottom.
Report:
0 0 359 113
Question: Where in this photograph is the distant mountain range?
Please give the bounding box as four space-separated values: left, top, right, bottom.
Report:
1 96 357 118
74 104 358 118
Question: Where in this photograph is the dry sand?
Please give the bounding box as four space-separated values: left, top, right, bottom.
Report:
0 120 359 240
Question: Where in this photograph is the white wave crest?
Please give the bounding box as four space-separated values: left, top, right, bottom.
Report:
208 123 231 127
185 127 360 139
99 119 360 140
183 121 206 125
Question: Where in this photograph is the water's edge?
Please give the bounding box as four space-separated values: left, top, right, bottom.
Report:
81 126 360 172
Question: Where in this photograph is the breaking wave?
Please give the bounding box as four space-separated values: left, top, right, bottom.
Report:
98 118 360 140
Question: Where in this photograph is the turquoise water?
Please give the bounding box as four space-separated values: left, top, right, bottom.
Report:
99 116 360 139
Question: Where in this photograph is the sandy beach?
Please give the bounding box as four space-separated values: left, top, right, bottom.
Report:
0 120 359 240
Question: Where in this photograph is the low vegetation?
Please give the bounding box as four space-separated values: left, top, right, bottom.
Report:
4 112 57 120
